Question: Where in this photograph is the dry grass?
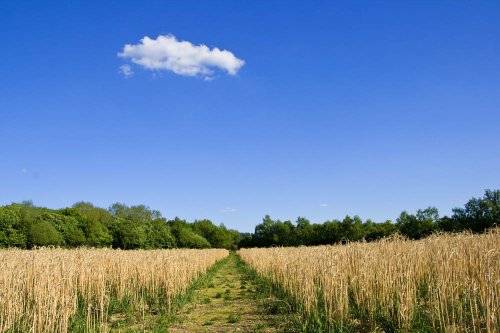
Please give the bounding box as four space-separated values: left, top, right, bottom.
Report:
0 248 228 332
238 229 499 332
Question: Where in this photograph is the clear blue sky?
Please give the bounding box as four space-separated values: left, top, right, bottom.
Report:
1 1 499 232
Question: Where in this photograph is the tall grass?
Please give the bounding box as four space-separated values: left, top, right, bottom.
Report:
238 229 499 332
0 248 228 332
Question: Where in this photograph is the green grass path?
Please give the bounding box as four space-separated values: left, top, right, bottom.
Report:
168 254 282 333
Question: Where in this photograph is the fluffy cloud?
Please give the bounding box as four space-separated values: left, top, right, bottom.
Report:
118 34 245 78
221 207 236 213
319 203 328 207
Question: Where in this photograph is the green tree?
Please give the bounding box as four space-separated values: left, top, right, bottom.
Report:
110 218 147 249
317 220 342 244
0 206 27 247
81 218 113 247
351 215 365 241
168 217 211 248
38 212 86 247
69 203 113 247
295 217 313 245
446 189 499 232
192 219 229 248
175 227 211 248
29 220 63 247
254 215 276 246
146 219 176 249
397 207 438 239
364 219 396 241
109 203 161 223
73 202 115 227
227 229 242 250
274 220 294 246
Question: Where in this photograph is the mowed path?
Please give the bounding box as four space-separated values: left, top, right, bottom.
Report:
168 254 280 333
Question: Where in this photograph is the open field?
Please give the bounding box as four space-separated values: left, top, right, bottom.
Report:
0 248 228 332
1 230 498 332
239 229 499 332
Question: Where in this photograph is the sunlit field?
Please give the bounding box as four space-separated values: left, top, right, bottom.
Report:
239 229 499 332
0 248 228 332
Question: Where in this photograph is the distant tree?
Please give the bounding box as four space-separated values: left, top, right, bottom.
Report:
237 233 255 248
17 202 42 234
29 220 63 247
73 202 115 227
318 220 342 244
275 220 294 246
340 215 366 242
351 215 365 241
364 219 397 241
397 207 438 239
110 218 147 249
295 217 313 245
254 215 276 247
69 203 114 247
192 219 231 248
446 189 499 232
168 218 211 249
227 229 242 250
109 203 161 223
0 206 27 248
175 227 211 248
146 219 176 249
81 218 113 247
37 212 86 247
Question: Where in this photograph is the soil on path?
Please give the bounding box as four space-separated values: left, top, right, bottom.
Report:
168 254 281 333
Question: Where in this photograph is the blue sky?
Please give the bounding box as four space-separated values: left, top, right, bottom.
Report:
1 1 499 232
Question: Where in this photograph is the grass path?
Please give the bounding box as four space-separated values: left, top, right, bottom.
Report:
168 254 283 333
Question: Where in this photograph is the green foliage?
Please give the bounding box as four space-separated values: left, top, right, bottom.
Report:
396 207 439 239
81 218 113 247
73 202 114 226
364 219 397 241
192 219 239 249
29 220 63 247
110 218 147 249
146 219 176 249
444 189 500 232
169 218 211 249
68 204 114 247
246 190 498 247
0 201 233 250
0 189 496 250
38 212 87 247
248 214 393 248
0 206 27 247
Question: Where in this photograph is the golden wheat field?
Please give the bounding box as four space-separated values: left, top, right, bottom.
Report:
0 248 228 333
238 229 499 332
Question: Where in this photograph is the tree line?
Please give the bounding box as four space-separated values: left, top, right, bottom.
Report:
0 189 498 250
240 189 499 247
0 201 240 249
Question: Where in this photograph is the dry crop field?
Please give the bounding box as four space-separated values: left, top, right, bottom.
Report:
239 229 499 332
0 248 228 332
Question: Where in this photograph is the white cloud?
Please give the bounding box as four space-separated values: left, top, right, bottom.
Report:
221 207 236 213
118 34 245 79
119 64 133 77
319 203 328 207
